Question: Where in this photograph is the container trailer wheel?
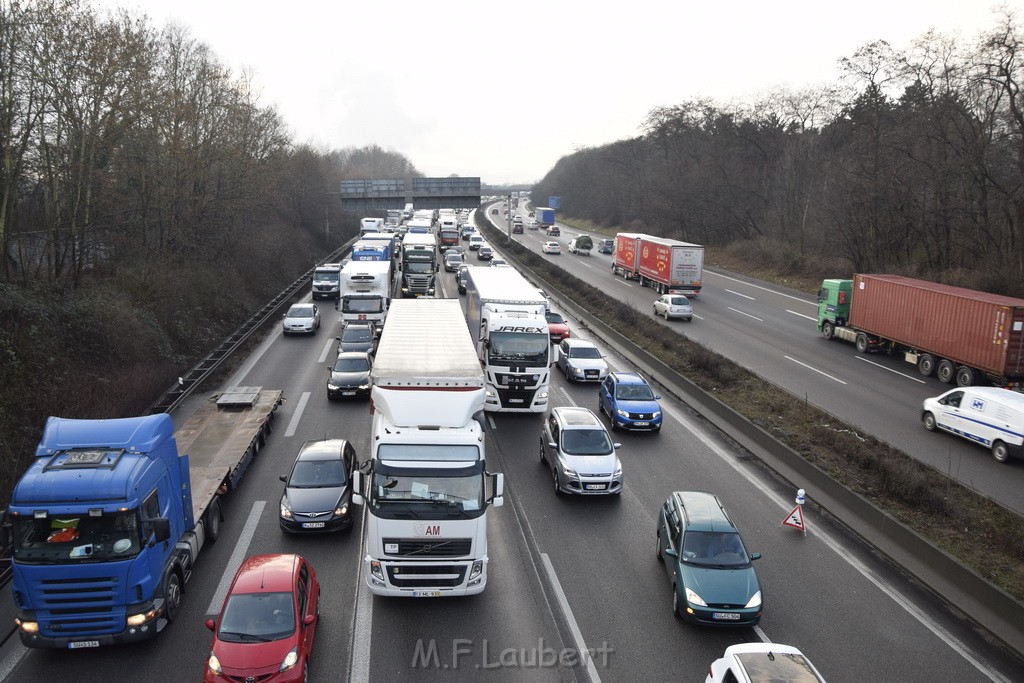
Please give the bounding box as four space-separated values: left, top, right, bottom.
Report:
955 366 975 387
917 354 936 377
992 441 1010 463
937 360 956 384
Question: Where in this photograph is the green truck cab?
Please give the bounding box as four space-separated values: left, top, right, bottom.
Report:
816 278 853 333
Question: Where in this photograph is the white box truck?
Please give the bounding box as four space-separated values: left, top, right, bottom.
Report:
354 299 504 596
339 260 392 327
464 267 553 412
312 262 342 300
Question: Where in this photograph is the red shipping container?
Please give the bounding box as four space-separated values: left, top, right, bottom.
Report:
850 274 1024 379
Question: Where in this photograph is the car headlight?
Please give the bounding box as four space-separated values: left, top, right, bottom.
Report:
280 496 292 520
615 408 629 418
685 587 707 607
327 382 341 390
560 461 577 477
358 384 370 390
208 653 223 676
652 411 661 419
280 647 298 672
744 590 762 609
334 503 348 516
572 366 584 375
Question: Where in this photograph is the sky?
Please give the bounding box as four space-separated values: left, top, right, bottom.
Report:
92 0 1024 185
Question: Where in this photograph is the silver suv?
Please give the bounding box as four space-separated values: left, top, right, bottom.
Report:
540 407 622 495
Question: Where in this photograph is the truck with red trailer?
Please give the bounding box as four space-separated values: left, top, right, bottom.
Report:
817 275 1024 387
611 233 705 295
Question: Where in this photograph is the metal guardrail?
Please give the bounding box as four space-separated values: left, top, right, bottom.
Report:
146 242 355 415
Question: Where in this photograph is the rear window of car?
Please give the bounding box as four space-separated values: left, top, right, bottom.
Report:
735 652 822 682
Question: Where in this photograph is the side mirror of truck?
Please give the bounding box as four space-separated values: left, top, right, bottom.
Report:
550 346 560 366
488 472 505 508
352 470 364 505
152 517 170 544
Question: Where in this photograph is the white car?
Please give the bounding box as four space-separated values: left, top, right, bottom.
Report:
542 242 561 254
490 258 511 267
705 643 825 683
282 303 321 335
922 387 1024 462
653 294 693 321
555 339 608 382
469 234 485 251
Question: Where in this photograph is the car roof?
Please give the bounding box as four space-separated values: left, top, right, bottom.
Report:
610 371 648 385
231 554 299 594
562 338 594 348
552 407 603 428
672 491 738 533
297 439 346 461
335 351 370 361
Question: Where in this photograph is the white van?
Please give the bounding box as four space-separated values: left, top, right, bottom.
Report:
922 387 1024 462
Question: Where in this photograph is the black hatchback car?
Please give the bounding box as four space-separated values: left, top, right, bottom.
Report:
279 439 357 533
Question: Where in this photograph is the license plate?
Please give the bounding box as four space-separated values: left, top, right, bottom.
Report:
68 641 100 649
508 398 524 403
301 522 325 529
634 421 649 426
712 612 741 621
341 391 356 396
412 591 442 597
584 484 607 490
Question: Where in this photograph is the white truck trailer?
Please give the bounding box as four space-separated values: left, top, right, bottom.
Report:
464 266 553 413
339 260 392 327
355 299 504 596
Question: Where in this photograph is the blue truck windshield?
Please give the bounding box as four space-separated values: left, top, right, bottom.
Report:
12 511 142 563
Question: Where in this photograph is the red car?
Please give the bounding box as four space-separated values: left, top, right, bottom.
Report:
545 311 571 342
204 554 320 682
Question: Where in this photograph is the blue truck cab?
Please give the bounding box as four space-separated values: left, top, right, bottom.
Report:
4 387 281 649
7 414 192 647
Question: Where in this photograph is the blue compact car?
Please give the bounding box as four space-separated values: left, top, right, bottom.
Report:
598 372 663 431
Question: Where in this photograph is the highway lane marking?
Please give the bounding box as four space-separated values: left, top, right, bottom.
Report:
283 392 311 437
349 504 373 683
785 356 848 384
540 554 602 683
206 501 267 615
577 260 594 269
487 415 497 430
786 309 817 322
705 270 816 305
318 337 335 364
752 625 770 643
727 307 764 322
855 356 927 384
725 289 755 300
657 399 1005 682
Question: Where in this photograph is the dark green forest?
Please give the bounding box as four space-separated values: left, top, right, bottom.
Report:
533 13 1024 296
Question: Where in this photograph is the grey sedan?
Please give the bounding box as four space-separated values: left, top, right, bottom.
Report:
555 339 609 382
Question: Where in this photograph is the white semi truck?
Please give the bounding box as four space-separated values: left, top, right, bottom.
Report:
464 266 553 413
355 299 504 596
339 260 392 327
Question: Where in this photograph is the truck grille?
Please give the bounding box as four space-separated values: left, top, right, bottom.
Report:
34 576 120 636
383 538 472 557
496 388 537 408
386 564 467 588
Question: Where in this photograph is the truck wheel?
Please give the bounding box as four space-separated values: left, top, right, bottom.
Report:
992 441 1011 463
937 360 955 384
855 333 870 353
206 498 222 542
955 366 975 387
917 354 936 377
163 571 182 622
922 412 937 431
821 322 834 340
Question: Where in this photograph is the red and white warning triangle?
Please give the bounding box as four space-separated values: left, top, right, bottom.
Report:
782 505 805 530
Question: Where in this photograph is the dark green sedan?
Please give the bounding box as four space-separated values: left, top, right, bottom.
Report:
656 491 762 626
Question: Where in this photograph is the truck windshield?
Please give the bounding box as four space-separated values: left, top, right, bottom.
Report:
11 511 142 563
369 463 485 518
487 331 549 367
404 261 435 274
343 297 383 313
